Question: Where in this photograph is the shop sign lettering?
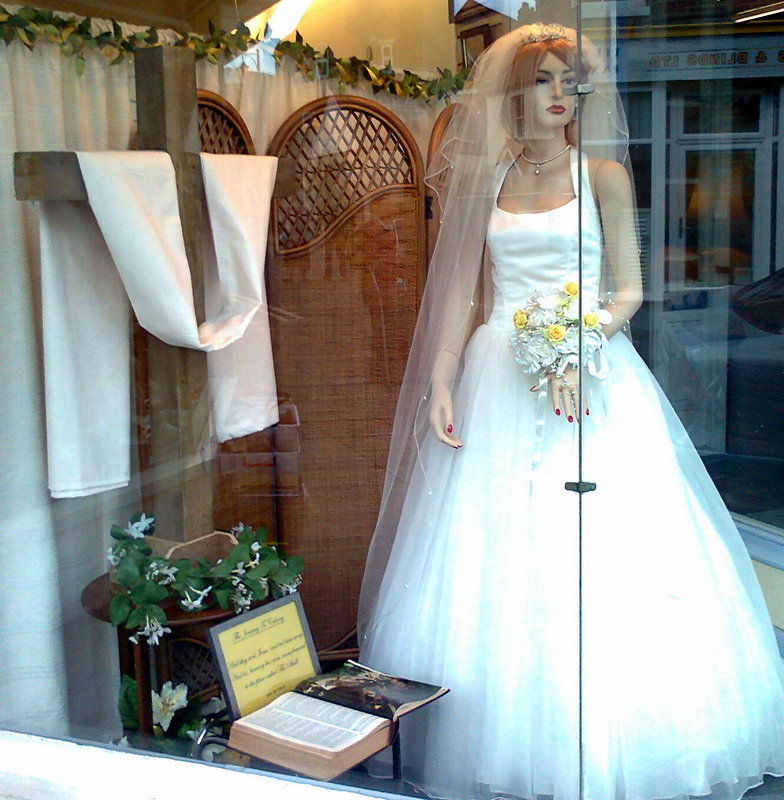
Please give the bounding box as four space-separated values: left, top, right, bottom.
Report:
648 48 784 69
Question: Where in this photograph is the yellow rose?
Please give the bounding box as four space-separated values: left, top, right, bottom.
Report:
545 324 566 343
513 310 528 329
564 282 579 297
583 312 599 328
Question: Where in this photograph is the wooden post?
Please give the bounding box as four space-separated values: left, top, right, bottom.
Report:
133 46 212 541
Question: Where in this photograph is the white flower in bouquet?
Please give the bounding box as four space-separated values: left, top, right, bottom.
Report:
562 296 580 321
527 305 557 328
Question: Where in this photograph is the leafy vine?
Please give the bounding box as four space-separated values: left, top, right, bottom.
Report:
0 5 468 100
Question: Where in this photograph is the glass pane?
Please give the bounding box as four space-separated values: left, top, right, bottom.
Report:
5 1 784 799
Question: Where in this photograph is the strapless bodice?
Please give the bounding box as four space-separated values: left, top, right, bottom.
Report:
485 149 603 329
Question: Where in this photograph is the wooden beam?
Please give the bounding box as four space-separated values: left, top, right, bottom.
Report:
14 152 87 201
15 153 298 202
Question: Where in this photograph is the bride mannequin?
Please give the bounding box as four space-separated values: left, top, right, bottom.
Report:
359 23 784 800
431 40 640 446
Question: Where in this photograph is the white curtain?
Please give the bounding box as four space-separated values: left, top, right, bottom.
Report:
0 22 440 742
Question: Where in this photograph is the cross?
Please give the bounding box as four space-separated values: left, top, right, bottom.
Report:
14 47 294 542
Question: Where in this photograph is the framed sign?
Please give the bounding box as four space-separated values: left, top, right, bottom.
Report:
208 593 320 719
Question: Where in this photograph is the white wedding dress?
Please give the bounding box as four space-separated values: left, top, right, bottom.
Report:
361 149 784 800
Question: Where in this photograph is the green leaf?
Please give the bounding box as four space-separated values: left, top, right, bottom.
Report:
210 559 234 578
270 564 298 585
146 604 168 625
115 558 141 588
146 26 158 45
229 543 251 563
15 26 33 49
129 580 168 606
75 53 85 76
109 594 131 626
245 555 278 579
118 675 139 730
286 555 304 574
126 606 147 629
213 588 231 609
111 18 121 38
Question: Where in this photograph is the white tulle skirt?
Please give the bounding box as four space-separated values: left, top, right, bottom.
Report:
361 324 784 800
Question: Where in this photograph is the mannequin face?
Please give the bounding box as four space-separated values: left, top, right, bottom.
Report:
531 51 577 136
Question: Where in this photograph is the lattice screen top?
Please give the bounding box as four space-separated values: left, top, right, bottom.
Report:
277 106 414 251
197 90 255 155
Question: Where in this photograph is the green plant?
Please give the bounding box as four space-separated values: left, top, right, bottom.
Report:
107 513 304 645
0 6 468 100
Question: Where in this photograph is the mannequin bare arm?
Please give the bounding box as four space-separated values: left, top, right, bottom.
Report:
429 349 463 448
595 159 643 336
428 257 484 447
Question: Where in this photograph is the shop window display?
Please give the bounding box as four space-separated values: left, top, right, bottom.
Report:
2 2 784 799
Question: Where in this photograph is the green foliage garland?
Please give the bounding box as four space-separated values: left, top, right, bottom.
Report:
0 5 468 100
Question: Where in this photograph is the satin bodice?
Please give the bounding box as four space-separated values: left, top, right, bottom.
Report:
485 148 603 329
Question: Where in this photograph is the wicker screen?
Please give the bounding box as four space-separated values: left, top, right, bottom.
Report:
267 96 425 652
197 89 255 155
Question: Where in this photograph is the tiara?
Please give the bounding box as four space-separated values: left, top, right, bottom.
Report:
519 23 570 45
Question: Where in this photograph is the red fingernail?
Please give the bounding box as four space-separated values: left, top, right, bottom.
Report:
585 408 590 416
446 424 453 434
568 415 574 423
555 408 561 416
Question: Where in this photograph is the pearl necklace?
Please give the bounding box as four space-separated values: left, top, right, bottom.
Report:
519 144 571 176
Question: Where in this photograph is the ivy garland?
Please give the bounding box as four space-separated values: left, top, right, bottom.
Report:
0 5 469 101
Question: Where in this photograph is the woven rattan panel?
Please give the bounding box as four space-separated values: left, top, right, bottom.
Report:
197 89 255 155
267 97 425 651
273 100 415 253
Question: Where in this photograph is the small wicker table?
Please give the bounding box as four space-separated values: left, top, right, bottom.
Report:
81 573 234 734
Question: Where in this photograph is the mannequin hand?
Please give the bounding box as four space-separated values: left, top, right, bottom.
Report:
429 383 463 448
547 367 590 422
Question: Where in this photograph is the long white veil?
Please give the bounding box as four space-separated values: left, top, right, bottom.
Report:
357 22 632 640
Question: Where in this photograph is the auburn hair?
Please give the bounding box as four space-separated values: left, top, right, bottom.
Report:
505 37 589 145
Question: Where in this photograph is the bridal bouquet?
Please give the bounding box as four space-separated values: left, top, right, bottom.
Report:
509 282 611 377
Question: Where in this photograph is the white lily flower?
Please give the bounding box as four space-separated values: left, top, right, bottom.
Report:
124 512 154 539
250 541 261 554
129 615 171 646
181 585 213 611
152 681 188 732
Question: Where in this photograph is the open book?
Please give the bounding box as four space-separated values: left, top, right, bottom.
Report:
227 660 448 780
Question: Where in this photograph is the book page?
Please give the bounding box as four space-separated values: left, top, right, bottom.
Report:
238 692 386 753
294 660 448 720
